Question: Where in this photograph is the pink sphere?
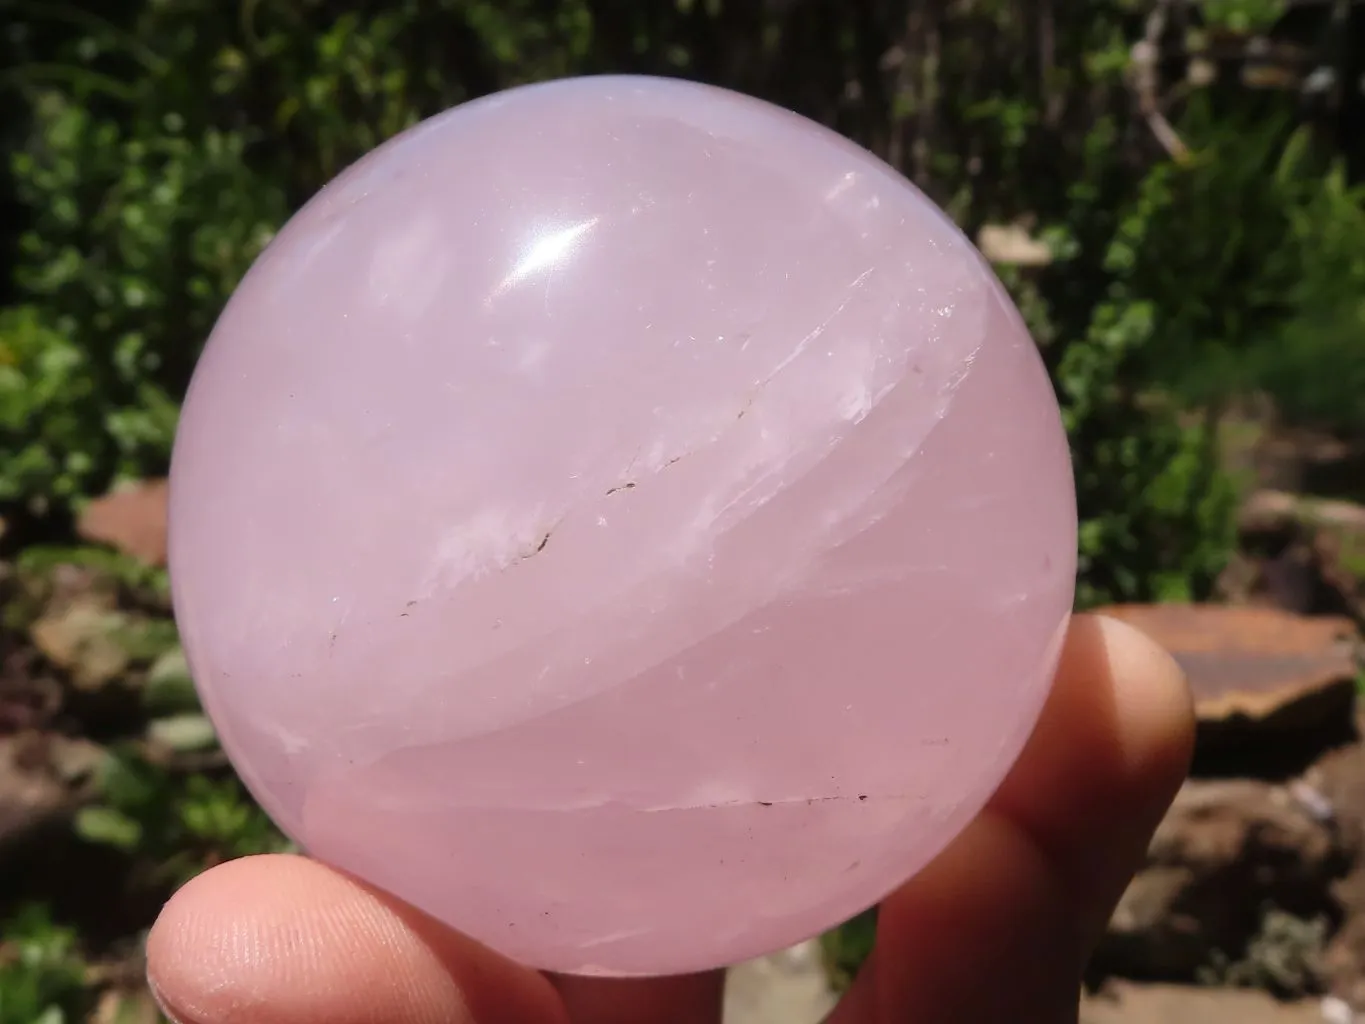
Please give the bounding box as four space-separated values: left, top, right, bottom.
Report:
169 75 1076 976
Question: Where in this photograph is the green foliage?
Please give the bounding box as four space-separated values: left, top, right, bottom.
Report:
821 909 877 993
1247 160 1365 433
1200 0 1286 33
1116 110 1365 436
5 81 281 511
76 746 290 884
0 0 617 514
0 306 104 510
1043 153 1243 606
0 907 89 1024
0 0 1271 604
1199 908 1329 998
14 544 169 600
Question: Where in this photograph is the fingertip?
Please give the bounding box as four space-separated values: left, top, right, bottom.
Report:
147 854 456 1024
987 611 1194 845
1079 611 1195 772
992 611 1194 937
146 854 562 1024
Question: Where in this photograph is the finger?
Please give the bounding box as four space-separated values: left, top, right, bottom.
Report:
551 971 725 1024
989 612 1196 942
830 612 1194 1023
145 853 568 1024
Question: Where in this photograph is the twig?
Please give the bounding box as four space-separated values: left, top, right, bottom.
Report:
1129 0 1191 161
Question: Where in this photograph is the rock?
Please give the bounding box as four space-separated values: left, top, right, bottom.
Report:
1098 604 1359 775
1233 491 1365 623
0 737 68 852
723 941 836 1024
1308 733 1365 1011
1080 981 1332 1024
1240 491 1313 533
30 597 133 691
1099 605 1358 725
1242 491 1365 537
1098 778 1350 988
41 561 111 610
1307 722 1365 846
1323 997 1359 1024
0 659 61 734
0 732 105 855
1326 866 1365 1012
976 223 1053 267
77 478 169 567
93 989 162 1024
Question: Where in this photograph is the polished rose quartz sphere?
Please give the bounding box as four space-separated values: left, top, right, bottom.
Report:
169 74 1077 976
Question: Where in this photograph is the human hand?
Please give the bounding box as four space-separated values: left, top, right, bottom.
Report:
145 612 1192 1024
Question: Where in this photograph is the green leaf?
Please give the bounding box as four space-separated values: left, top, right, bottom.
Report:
73 806 142 850
148 713 218 752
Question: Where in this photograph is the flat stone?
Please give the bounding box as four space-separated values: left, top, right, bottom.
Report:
723 941 836 1024
1098 604 1358 730
1080 982 1332 1024
1242 490 1365 536
78 478 169 566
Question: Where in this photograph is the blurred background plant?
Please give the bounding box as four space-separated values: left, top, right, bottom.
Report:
1 0 1363 1019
